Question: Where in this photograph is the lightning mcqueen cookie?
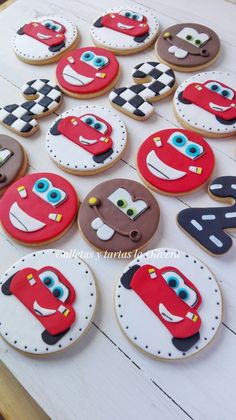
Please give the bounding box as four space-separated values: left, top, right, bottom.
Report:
12 15 79 64
174 71 236 138
47 105 127 175
0 249 97 355
0 172 78 246
115 248 222 359
78 179 160 253
56 47 120 98
91 5 159 55
137 128 215 195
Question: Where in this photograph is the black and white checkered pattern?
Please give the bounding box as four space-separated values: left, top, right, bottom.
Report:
0 79 62 135
110 62 175 118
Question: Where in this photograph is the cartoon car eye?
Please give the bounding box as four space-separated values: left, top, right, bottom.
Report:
205 81 234 100
168 132 204 160
39 269 70 303
0 148 12 166
80 51 109 69
42 20 62 32
162 270 198 307
119 10 143 21
32 178 67 207
80 115 108 134
177 27 209 47
108 187 148 220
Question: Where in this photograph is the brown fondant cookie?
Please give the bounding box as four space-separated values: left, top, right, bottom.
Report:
0 135 28 197
155 23 220 72
78 179 160 254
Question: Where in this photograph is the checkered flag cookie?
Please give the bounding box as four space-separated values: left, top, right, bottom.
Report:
109 62 175 119
0 79 62 136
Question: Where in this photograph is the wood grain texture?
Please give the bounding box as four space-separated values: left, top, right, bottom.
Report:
0 0 236 419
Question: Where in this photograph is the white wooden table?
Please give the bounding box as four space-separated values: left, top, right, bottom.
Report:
0 0 236 419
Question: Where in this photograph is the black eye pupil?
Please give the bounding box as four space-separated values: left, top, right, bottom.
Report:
38 182 44 189
117 200 124 207
179 290 187 300
222 90 228 96
85 53 90 58
195 39 201 44
127 209 134 216
176 137 183 144
186 35 192 40
189 147 196 154
212 85 218 90
50 192 57 199
44 277 51 286
53 288 60 297
168 278 177 288
96 58 102 63
94 123 101 129
86 118 92 124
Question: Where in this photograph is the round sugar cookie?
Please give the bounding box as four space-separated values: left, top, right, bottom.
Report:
0 249 97 355
46 105 127 175
137 128 215 195
115 248 222 360
56 47 120 98
174 71 236 138
91 5 159 55
156 23 220 72
0 172 79 246
12 15 79 64
78 178 160 254
0 135 28 197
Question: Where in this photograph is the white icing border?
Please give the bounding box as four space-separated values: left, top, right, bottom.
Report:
0 249 97 355
12 15 78 61
174 71 236 135
91 5 159 51
115 248 222 359
46 106 127 173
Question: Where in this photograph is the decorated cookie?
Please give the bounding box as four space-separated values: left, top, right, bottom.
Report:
137 128 215 196
12 15 79 64
0 135 28 196
115 248 222 359
0 172 78 246
0 79 62 137
0 249 96 355
109 61 176 120
91 5 159 55
156 23 220 72
174 71 236 138
47 106 127 175
56 47 119 98
78 179 160 253
178 176 236 255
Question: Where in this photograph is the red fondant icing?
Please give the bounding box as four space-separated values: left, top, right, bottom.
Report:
56 114 113 156
129 264 201 339
56 47 119 95
101 11 149 37
182 80 236 121
22 19 66 47
9 267 75 335
137 128 214 195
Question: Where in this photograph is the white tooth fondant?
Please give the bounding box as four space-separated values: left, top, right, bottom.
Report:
9 202 46 232
79 136 97 146
168 45 178 54
159 303 184 323
91 217 115 240
62 65 94 86
147 150 186 180
33 301 56 317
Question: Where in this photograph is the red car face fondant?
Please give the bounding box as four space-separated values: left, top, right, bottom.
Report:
20 19 66 49
56 47 119 95
137 129 214 195
3 266 76 340
100 10 149 38
121 264 202 340
51 114 113 159
0 173 78 245
182 80 236 122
